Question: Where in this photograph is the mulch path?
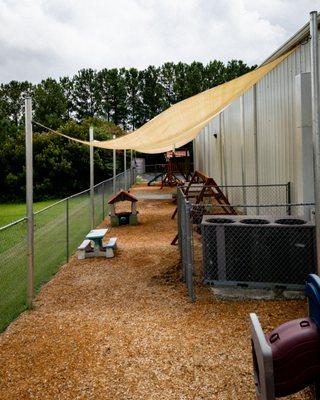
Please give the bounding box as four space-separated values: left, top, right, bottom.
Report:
0 184 311 399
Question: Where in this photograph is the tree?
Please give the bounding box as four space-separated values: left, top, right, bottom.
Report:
58 118 124 189
60 76 74 119
0 115 18 141
0 118 126 202
160 62 177 108
224 60 256 82
204 60 226 89
0 81 32 126
0 131 25 201
173 62 189 102
98 68 127 128
140 66 165 123
97 69 112 122
33 78 68 129
124 68 144 130
72 69 100 120
184 61 206 97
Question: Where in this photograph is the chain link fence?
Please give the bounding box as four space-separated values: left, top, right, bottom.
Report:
0 218 27 331
176 184 317 301
0 168 136 332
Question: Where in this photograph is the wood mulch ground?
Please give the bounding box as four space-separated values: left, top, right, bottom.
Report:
0 184 312 399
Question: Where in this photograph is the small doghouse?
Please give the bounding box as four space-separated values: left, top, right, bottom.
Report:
108 190 139 227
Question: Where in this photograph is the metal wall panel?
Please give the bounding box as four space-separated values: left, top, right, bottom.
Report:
243 88 257 185
194 39 313 204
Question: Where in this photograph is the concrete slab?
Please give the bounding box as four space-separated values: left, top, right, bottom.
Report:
211 287 305 301
134 193 173 200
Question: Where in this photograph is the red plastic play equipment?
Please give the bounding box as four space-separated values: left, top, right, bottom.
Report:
267 318 320 396
251 274 320 399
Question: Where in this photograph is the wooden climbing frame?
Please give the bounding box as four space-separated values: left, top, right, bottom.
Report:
171 171 236 245
160 150 192 189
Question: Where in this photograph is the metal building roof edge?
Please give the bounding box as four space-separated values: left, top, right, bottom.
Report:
260 11 320 66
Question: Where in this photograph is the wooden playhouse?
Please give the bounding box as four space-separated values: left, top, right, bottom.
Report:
108 190 139 227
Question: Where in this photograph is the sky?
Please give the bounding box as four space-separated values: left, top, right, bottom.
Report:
0 0 319 83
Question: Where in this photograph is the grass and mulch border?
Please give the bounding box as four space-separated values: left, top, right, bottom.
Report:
0 200 59 228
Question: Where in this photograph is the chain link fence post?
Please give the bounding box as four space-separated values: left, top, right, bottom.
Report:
177 189 186 282
124 150 127 190
25 96 34 308
185 201 195 302
66 198 69 262
113 135 116 193
102 182 105 221
89 126 94 229
286 181 291 215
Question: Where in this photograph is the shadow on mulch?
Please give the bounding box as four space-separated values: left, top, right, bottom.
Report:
149 262 183 286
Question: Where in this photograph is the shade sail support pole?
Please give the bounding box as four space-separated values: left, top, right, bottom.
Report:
240 95 247 212
310 11 320 274
113 135 116 193
253 84 260 215
89 126 94 229
124 149 127 190
218 113 223 185
25 96 34 308
130 149 133 186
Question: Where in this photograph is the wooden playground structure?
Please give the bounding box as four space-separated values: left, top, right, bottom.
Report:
171 170 236 245
148 150 193 188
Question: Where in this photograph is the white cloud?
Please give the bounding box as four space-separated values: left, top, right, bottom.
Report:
0 0 319 83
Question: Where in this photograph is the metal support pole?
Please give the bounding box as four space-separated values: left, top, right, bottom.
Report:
286 182 292 215
66 198 69 262
133 150 137 185
25 96 34 308
192 139 196 173
102 183 105 219
181 195 187 283
89 126 94 229
124 149 127 190
219 113 223 185
253 84 260 215
130 149 133 186
185 202 195 302
240 95 247 213
221 112 228 197
310 11 320 274
113 135 116 193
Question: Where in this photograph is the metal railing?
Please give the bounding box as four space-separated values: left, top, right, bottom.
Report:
0 168 136 332
176 184 316 301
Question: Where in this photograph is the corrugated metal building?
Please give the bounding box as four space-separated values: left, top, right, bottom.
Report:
193 17 319 212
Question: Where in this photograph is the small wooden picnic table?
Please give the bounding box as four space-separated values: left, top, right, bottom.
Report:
86 229 108 248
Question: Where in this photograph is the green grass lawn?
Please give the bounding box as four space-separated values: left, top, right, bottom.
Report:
0 190 111 332
0 173 129 332
0 199 59 227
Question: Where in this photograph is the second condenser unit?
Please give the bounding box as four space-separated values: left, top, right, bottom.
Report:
201 215 316 288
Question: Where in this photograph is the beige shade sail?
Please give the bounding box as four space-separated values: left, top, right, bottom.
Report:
52 49 295 154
